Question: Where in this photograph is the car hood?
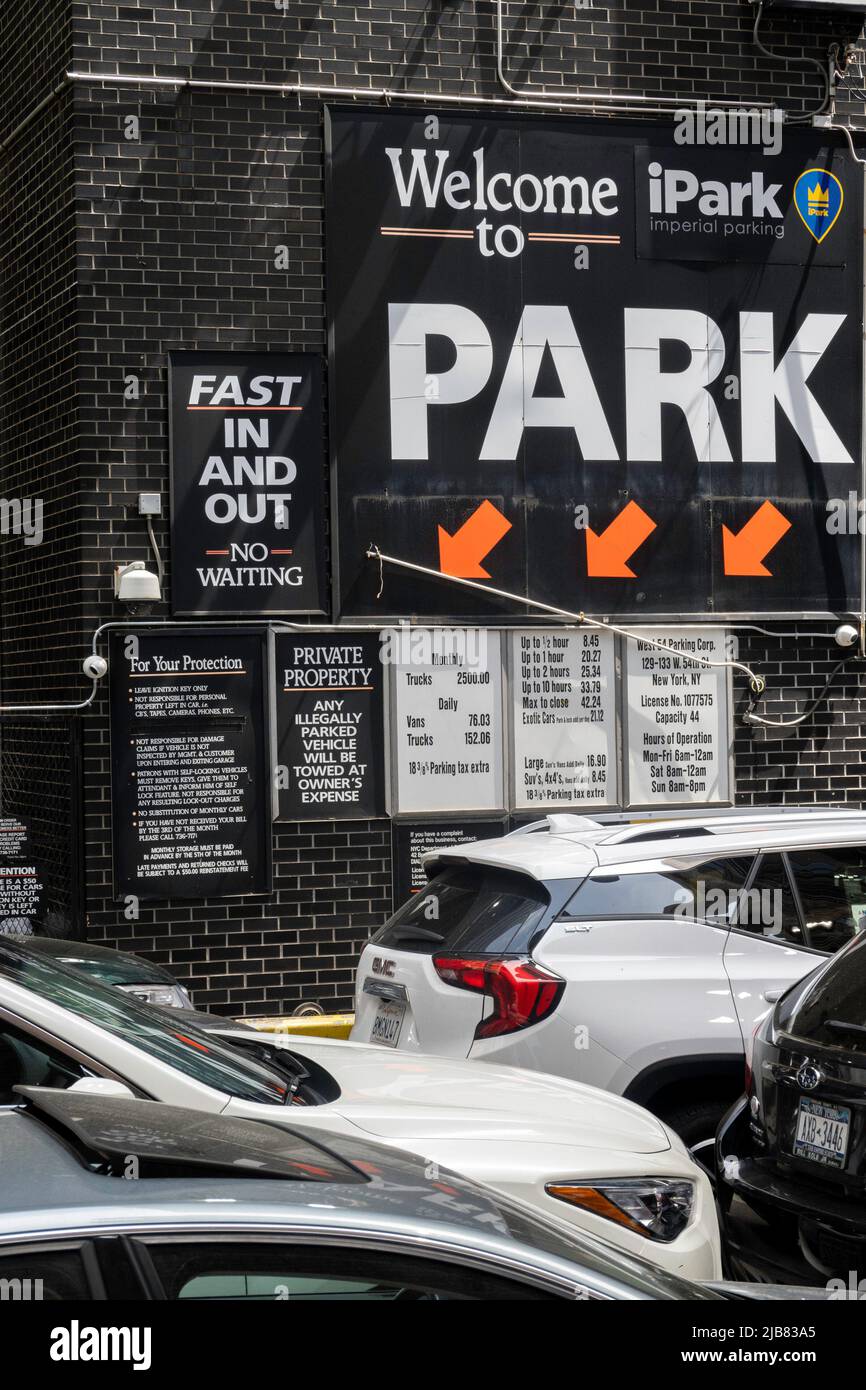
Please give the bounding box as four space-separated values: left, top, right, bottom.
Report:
274 1038 671 1152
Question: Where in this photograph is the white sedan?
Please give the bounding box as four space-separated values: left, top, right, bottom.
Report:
0 937 721 1280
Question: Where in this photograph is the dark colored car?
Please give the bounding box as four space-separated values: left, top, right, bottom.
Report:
11 935 193 1010
717 930 866 1284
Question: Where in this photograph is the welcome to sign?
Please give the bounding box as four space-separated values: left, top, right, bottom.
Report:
325 108 862 621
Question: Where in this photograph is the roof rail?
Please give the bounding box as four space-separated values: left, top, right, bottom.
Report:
600 826 716 846
507 805 866 844
599 807 866 846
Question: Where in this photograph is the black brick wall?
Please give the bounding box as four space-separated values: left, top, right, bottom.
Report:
2 1 866 1015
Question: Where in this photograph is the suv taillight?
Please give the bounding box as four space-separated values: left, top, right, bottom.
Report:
746 1013 770 1093
433 955 565 1040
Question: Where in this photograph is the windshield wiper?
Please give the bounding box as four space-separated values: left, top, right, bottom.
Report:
825 1018 866 1037
389 925 444 944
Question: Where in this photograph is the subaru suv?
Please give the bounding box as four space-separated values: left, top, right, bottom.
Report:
717 929 866 1285
352 808 866 1156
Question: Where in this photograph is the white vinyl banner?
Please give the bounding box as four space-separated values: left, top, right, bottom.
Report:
390 629 504 813
625 627 730 807
511 629 617 809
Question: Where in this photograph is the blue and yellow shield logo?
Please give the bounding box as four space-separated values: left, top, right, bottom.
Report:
793 168 843 243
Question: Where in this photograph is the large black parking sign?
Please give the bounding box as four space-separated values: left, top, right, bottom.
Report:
169 351 327 616
326 109 862 619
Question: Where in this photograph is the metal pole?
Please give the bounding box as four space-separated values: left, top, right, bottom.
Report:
861 162 866 655
366 546 764 688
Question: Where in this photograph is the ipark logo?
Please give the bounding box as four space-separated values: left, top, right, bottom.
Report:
793 168 844 243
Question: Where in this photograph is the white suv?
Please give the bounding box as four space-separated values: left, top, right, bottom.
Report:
352 808 866 1158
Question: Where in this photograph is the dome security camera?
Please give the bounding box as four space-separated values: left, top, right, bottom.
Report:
834 622 860 649
82 654 108 681
114 560 162 615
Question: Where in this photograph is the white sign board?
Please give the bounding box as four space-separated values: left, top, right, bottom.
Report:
625 627 730 807
511 629 617 809
390 630 504 814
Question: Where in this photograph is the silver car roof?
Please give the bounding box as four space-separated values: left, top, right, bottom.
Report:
0 1103 710 1301
425 808 866 882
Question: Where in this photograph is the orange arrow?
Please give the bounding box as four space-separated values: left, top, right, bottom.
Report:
585 501 657 578
438 500 512 579
722 501 791 576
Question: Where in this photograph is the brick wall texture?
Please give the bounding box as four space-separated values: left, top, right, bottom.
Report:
2 1 866 1014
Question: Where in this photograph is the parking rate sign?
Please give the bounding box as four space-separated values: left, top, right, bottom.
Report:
326 109 862 621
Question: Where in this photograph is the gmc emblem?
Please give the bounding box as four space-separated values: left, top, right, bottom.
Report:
372 956 396 978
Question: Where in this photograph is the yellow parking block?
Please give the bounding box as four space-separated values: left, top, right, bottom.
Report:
246 1013 355 1040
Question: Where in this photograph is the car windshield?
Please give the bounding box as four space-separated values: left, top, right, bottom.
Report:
0 939 290 1105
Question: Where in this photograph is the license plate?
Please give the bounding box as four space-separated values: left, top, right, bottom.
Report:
793 1096 851 1169
370 1000 405 1048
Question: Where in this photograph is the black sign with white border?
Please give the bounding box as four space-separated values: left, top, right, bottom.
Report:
274 630 386 821
0 819 44 928
110 629 273 899
169 350 327 617
326 108 862 621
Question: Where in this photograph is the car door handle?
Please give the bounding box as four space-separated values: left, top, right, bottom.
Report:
762 989 782 1004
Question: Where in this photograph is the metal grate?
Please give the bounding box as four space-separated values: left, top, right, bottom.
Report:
0 716 84 939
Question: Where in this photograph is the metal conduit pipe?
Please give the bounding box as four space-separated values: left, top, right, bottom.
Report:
819 118 866 659
63 67 766 121
3 1 810 153
494 0 773 112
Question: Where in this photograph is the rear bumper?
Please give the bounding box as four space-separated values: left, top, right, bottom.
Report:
717 1097 866 1284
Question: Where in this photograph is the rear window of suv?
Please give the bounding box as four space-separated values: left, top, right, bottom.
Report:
781 931 866 1053
372 866 551 956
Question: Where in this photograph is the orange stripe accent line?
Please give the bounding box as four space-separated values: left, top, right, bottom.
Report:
380 228 473 238
205 550 230 555
528 233 621 243
271 548 294 554
380 225 473 234
527 230 621 237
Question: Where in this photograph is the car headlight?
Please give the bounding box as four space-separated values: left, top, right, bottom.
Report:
545 1178 695 1243
117 984 191 1009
